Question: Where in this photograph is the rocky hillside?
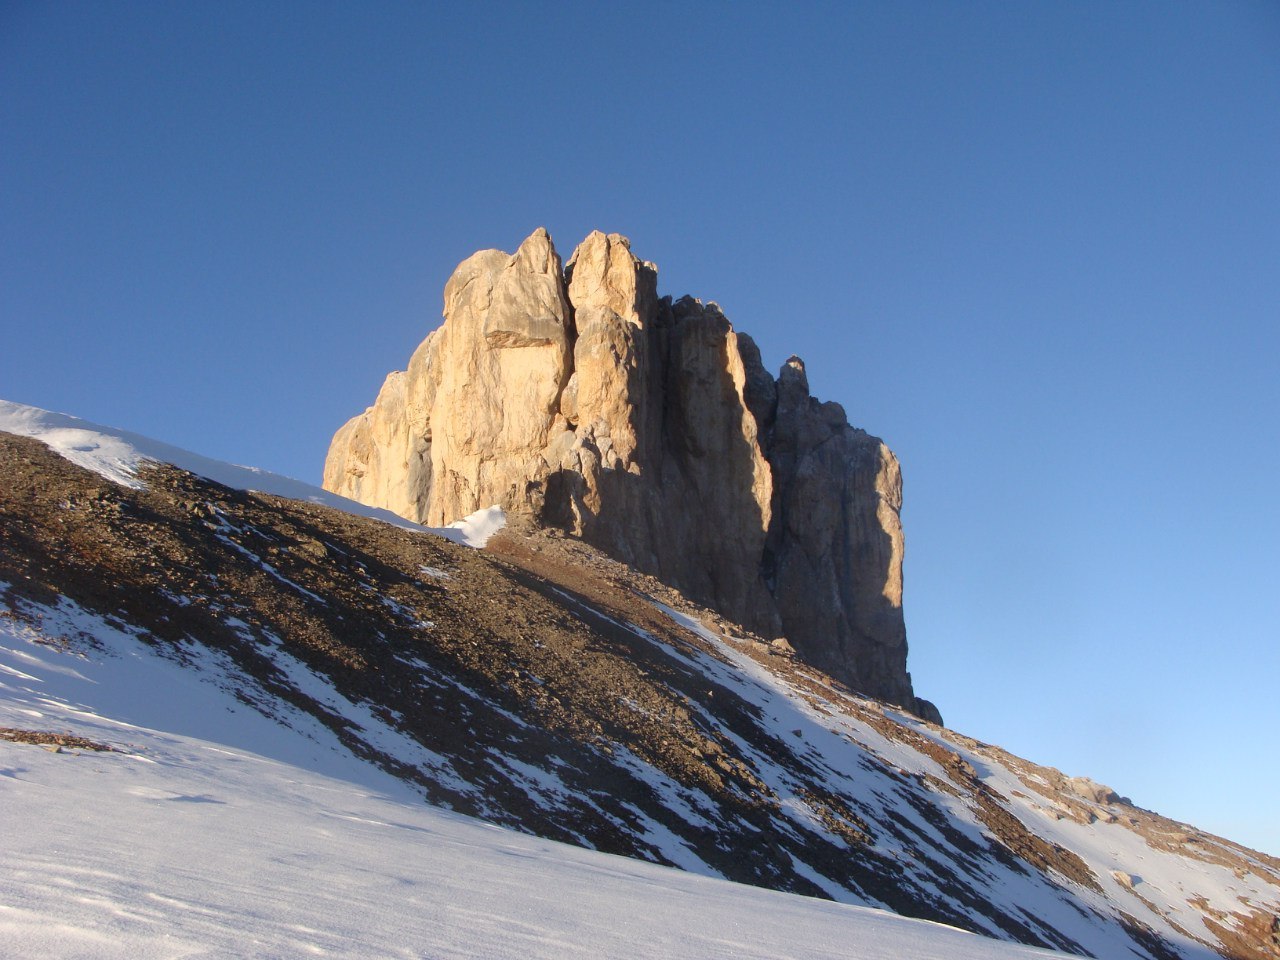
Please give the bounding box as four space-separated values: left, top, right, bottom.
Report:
4 407 1279 960
324 229 926 713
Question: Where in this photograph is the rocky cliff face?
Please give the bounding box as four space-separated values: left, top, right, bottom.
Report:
324 229 932 715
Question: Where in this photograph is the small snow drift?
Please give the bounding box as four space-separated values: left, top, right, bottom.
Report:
444 503 506 548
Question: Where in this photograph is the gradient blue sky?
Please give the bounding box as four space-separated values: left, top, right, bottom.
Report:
3 3 1278 854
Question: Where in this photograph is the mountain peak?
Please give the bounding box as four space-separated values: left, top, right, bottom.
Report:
324 230 926 714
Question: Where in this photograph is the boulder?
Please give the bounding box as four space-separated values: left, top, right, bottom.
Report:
1065 777 1120 805
769 637 797 658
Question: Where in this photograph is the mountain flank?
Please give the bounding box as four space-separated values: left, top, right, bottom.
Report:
324 228 935 718
5 419 1280 960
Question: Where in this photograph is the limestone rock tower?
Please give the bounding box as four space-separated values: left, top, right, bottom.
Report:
325 228 936 719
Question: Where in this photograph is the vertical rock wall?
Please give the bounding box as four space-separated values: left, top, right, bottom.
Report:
324 228 928 713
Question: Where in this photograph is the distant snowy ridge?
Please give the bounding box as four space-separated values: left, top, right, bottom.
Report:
0 399 503 547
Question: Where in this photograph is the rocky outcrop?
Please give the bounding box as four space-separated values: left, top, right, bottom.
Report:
325 228 927 712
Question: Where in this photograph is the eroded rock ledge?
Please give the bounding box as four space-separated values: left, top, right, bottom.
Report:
324 228 935 717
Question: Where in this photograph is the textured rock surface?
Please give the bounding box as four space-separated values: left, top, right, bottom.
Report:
325 229 924 710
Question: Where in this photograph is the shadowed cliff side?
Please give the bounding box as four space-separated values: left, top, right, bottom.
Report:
324 229 934 719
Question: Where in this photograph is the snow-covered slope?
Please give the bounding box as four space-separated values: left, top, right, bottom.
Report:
0 614 1067 960
0 400 505 547
3 400 1279 960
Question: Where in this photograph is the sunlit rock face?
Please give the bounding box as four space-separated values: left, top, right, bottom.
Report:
325 228 923 712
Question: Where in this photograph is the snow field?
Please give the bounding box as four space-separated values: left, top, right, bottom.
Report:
0 611 1071 960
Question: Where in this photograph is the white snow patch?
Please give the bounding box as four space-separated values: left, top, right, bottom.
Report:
0 596 425 799
444 503 506 547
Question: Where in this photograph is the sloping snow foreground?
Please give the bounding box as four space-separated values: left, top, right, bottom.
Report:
0 623 1068 960
0 398 1061 957
0 400 504 547
6 397 1275 958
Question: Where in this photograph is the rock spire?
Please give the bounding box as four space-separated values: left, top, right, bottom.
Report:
325 229 935 717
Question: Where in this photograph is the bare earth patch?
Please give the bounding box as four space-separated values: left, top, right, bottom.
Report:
0 727 118 752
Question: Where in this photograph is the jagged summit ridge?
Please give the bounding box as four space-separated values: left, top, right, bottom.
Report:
325 228 933 716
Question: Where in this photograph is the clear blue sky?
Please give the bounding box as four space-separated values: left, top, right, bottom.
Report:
3 2 1277 855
